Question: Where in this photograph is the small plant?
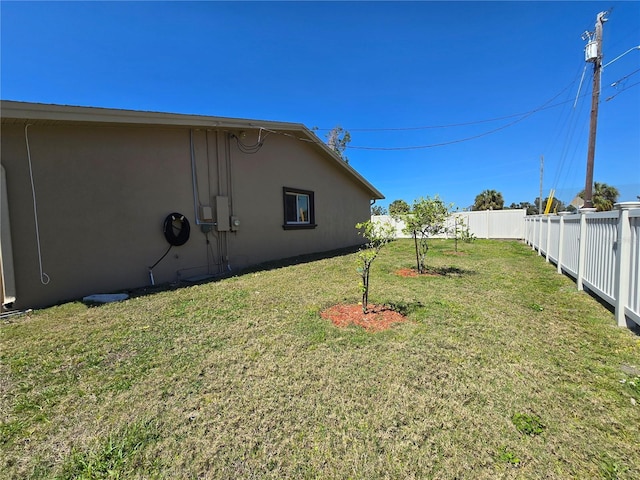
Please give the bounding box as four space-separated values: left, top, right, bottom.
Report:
512 412 545 436
381 300 424 316
599 452 628 479
60 419 160 478
497 446 521 466
460 222 476 243
620 375 640 399
530 303 544 312
355 220 395 314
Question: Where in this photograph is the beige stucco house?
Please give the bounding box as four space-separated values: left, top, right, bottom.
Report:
1 101 383 310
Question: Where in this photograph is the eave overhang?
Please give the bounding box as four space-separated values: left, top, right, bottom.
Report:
0 100 384 200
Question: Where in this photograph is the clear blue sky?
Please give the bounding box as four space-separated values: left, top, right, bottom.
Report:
2 1 639 210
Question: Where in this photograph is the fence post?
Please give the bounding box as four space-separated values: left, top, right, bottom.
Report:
545 215 552 262
537 215 543 256
557 212 569 274
614 202 637 327
577 208 596 291
485 210 490 239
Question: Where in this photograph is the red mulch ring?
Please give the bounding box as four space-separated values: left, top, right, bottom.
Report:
320 304 406 332
395 268 439 277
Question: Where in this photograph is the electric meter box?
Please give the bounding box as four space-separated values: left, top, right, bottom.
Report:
585 41 598 62
200 205 213 222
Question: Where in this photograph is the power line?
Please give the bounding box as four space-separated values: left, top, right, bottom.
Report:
605 80 640 101
551 77 592 200
545 62 588 150
315 96 579 132
347 84 582 151
313 81 595 141
258 69 636 153
316 111 539 132
610 67 640 87
259 89 593 153
313 76 584 133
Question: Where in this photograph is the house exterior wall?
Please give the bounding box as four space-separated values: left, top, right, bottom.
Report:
1 121 375 309
229 131 371 267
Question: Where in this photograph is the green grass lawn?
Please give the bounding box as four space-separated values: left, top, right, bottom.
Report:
2 239 639 479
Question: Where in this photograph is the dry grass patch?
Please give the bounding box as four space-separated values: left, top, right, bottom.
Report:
1 239 639 479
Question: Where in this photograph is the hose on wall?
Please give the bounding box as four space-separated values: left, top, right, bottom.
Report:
163 213 190 246
148 213 191 285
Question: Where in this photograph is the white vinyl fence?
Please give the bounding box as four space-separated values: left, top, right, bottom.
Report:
524 202 640 329
373 209 526 240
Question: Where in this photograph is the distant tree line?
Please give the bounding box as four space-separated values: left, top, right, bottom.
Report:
470 183 620 214
372 182 621 217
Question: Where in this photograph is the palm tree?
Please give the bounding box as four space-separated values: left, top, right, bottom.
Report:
473 189 504 211
578 182 619 211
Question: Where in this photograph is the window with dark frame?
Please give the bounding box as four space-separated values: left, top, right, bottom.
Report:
283 187 316 229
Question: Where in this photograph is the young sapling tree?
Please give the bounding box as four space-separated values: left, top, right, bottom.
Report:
402 196 451 273
452 214 475 252
451 208 476 248
453 214 461 253
355 220 395 314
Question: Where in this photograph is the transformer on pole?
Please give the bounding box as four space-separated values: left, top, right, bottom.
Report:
581 11 608 210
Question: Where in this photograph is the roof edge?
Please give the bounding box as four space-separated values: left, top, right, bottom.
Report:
0 100 384 200
0 100 303 130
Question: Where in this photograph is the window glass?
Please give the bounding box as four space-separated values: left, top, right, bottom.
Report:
283 188 315 229
285 193 298 223
297 195 309 223
285 192 310 223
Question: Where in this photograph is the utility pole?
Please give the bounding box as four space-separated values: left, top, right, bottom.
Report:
582 11 608 209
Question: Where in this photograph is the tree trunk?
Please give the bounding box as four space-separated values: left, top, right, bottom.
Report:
362 268 369 313
413 233 421 274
